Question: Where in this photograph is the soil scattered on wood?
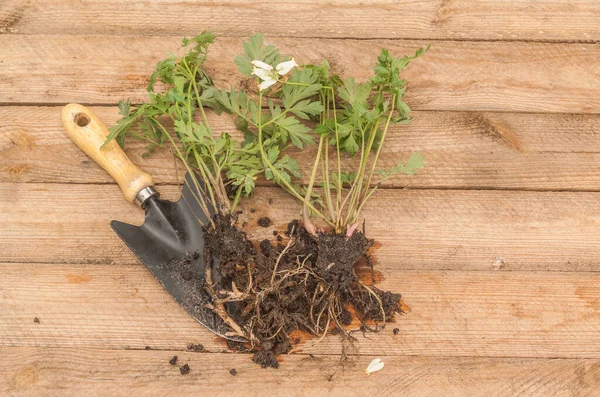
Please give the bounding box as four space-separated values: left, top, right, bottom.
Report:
230 368 238 376
393 328 400 335
33 317 40 324
200 214 403 368
180 364 190 375
257 217 272 227
187 343 205 352
169 356 178 365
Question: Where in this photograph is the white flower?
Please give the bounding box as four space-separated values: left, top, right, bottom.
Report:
364 358 384 375
276 59 297 75
251 58 298 91
251 60 273 71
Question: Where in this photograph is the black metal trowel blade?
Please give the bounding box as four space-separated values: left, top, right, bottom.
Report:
111 172 245 341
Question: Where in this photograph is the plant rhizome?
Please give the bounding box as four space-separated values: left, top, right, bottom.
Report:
107 32 426 367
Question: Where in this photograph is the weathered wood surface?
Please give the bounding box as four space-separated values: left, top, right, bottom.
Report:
4 107 600 190
2 262 600 359
2 36 600 113
4 183 600 271
2 0 600 394
2 348 599 397
2 0 600 42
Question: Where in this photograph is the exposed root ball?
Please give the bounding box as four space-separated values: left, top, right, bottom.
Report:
203 215 402 368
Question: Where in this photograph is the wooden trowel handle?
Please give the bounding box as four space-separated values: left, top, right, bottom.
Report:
62 103 154 205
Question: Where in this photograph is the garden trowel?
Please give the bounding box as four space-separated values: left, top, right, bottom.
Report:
62 104 244 341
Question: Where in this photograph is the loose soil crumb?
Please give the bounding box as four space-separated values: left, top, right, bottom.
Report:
257 217 272 227
226 339 247 352
230 368 238 376
250 208 256 213
33 317 40 324
187 343 205 352
169 356 178 365
145 346 151 350
253 349 279 369
393 328 400 335
180 364 190 375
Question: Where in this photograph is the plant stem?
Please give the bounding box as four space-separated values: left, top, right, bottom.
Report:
327 86 342 214
302 135 325 230
256 91 334 228
154 120 214 225
230 183 243 213
364 93 397 202
322 135 336 224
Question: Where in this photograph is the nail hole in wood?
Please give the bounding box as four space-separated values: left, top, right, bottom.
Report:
74 113 91 127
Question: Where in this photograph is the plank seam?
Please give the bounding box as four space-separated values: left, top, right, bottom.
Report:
2 261 599 274
2 32 599 45
7 181 600 193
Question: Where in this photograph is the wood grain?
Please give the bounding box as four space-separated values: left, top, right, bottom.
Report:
2 0 599 42
4 107 600 190
1 0 599 393
1 262 600 359
1 36 599 113
1 348 599 397
3 183 600 271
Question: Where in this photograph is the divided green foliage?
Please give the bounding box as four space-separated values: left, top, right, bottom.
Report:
298 46 428 232
105 31 427 232
104 32 264 217
216 34 323 189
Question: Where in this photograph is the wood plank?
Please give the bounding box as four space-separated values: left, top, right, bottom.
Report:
2 0 600 42
3 183 600 271
4 106 600 190
1 36 599 113
2 348 599 397
1 263 600 359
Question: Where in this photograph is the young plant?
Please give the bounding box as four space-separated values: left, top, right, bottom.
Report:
305 47 428 235
214 34 334 226
104 32 263 224
221 35 427 235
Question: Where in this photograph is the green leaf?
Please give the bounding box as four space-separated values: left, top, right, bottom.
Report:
342 132 359 155
288 99 324 120
378 152 425 179
273 116 314 149
234 33 281 76
338 77 371 108
281 68 321 110
266 146 280 164
147 55 177 92
117 99 131 117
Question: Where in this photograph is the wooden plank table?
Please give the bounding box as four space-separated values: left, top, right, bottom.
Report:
1 1 600 395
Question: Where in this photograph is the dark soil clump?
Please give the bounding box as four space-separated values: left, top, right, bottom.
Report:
201 214 402 368
33 317 40 324
180 364 190 375
169 356 178 365
253 349 279 369
257 217 272 228
230 368 238 376
187 343 205 352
